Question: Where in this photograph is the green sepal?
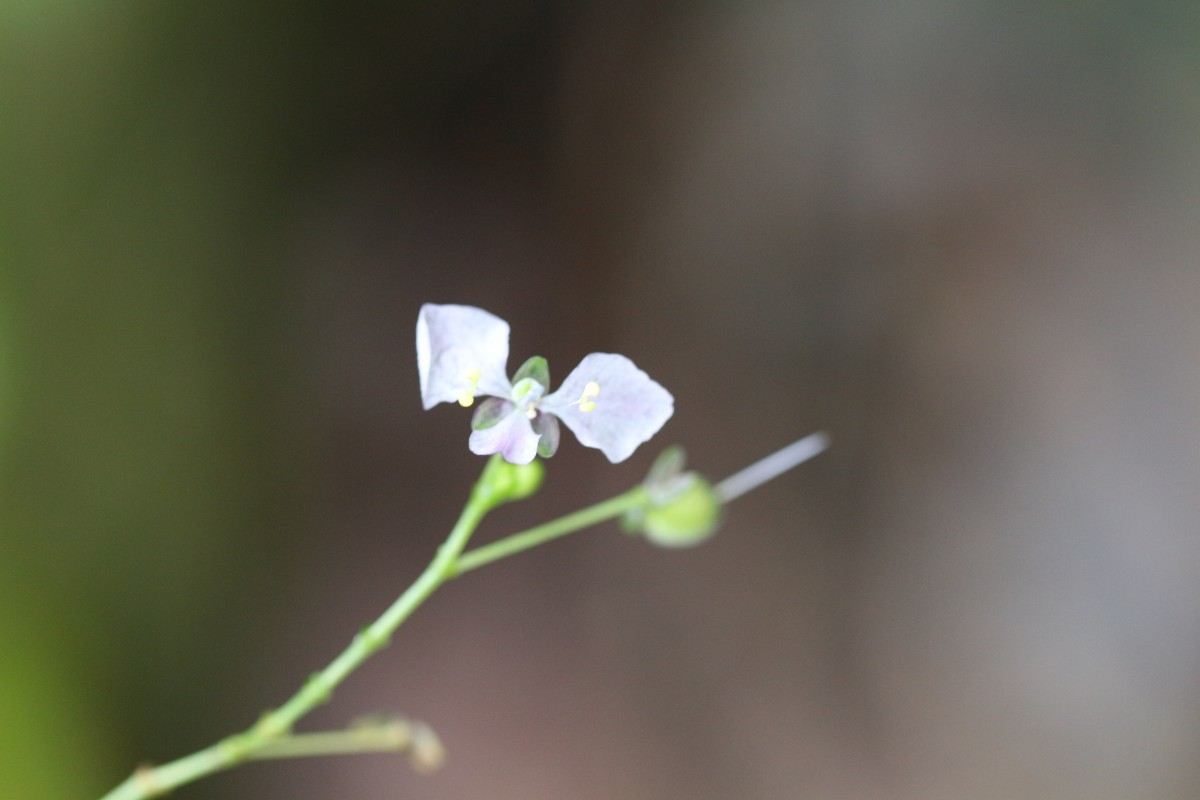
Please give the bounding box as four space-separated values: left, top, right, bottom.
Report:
511 356 550 390
532 412 560 458
471 397 509 430
645 445 687 491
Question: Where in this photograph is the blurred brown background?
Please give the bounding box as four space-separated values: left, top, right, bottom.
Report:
3 2 1200 798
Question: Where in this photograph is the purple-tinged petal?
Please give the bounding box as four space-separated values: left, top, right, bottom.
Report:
542 353 674 463
417 304 512 410
468 407 541 465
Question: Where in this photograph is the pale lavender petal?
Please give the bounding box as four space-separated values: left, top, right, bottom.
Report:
417 304 512 409
542 353 674 463
468 407 541 465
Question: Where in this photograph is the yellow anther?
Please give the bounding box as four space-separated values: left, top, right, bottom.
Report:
457 369 482 407
525 406 538 420
579 381 600 413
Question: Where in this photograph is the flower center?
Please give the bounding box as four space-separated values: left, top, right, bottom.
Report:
578 381 600 412
510 377 546 419
456 369 482 407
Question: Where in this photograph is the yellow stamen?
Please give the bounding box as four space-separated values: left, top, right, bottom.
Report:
579 381 600 412
457 369 482 407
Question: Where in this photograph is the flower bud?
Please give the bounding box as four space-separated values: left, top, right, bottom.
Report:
408 721 446 774
478 456 544 509
625 447 722 547
640 473 722 547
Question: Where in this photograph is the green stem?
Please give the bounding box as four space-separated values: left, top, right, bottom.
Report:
98 432 828 799
264 472 490 734
99 456 505 800
450 487 647 577
248 727 411 760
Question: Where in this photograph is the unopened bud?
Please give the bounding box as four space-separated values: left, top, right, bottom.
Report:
641 473 722 547
626 447 723 548
478 456 544 509
409 721 446 774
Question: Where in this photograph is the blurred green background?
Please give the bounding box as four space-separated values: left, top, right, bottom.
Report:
4 2 1200 799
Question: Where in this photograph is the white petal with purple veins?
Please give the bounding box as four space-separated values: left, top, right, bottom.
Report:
468 408 541 465
543 353 674 463
417 304 512 409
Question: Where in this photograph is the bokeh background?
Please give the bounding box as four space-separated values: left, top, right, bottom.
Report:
4 2 1200 798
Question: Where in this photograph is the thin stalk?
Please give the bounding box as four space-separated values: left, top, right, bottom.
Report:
449 487 648 577
714 432 829 503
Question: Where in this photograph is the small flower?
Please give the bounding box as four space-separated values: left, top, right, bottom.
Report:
417 303 674 465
